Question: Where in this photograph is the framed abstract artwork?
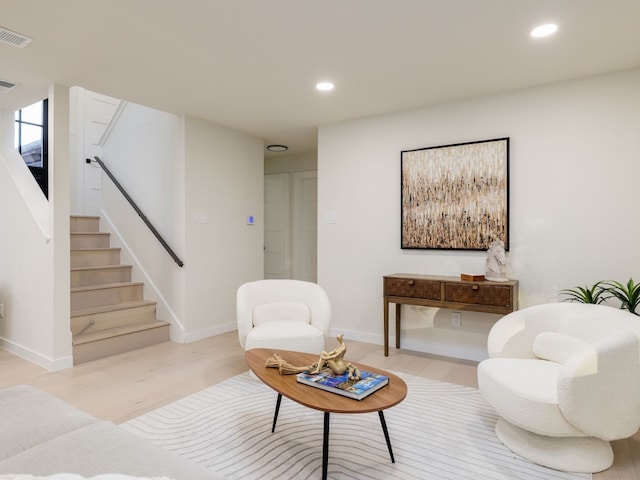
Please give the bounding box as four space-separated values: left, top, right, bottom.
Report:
401 137 509 250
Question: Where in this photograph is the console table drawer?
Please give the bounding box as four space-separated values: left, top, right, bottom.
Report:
444 282 513 308
384 277 441 300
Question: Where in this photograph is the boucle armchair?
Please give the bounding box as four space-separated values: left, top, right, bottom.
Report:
237 279 331 354
477 303 640 473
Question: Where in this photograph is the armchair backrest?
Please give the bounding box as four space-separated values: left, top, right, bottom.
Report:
236 279 331 349
558 329 640 440
488 303 640 359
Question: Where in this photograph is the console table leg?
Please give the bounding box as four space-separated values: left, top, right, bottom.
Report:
378 410 395 463
384 300 389 356
322 412 330 480
271 393 282 433
395 303 401 349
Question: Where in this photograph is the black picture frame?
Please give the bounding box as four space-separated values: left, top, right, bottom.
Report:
401 137 509 250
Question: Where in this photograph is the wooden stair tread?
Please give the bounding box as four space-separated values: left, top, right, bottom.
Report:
71 281 144 293
70 232 110 239
72 320 170 345
71 264 132 272
71 247 121 252
71 299 156 317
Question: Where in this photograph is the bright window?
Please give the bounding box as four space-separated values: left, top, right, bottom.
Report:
15 99 47 168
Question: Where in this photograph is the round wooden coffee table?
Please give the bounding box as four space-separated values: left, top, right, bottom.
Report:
245 348 407 480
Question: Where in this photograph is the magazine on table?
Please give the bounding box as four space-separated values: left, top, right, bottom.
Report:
296 367 389 400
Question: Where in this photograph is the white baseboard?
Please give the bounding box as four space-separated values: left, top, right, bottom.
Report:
182 322 237 344
0 337 73 371
330 327 383 346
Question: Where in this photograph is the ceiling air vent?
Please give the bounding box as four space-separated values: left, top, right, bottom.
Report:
0 79 17 93
0 26 33 48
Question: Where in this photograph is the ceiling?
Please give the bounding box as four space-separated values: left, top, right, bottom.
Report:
1 0 639 156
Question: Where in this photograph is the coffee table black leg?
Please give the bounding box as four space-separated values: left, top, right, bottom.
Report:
322 412 330 480
378 411 395 463
272 393 282 433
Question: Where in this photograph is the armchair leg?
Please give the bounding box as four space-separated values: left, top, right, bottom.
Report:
495 417 614 473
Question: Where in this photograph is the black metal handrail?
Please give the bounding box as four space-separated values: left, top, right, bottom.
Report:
93 156 184 268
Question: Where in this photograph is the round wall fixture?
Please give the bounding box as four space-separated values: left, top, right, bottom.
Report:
266 144 288 152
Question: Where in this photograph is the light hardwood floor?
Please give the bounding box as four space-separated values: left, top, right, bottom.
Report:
1 332 638 479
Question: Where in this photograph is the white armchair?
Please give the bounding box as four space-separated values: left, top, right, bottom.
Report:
478 303 640 473
237 279 331 354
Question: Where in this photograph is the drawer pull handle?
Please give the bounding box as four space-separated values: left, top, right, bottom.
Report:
408 280 415 285
472 285 479 290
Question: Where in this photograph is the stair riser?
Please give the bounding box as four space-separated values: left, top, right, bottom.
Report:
71 284 144 311
72 324 170 365
71 249 121 268
70 216 100 233
71 267 132 288
71 233 111 249
71 304 157 335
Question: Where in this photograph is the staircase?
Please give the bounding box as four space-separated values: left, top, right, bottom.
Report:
70 215 170 364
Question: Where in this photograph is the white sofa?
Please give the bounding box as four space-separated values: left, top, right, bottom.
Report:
0 385 223 479
478 303 640 473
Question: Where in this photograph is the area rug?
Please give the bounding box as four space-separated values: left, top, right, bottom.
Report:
121 372 591 480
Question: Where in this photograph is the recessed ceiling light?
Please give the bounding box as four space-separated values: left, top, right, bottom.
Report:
316 82 335 91
531 23 558 38
266 144 288 152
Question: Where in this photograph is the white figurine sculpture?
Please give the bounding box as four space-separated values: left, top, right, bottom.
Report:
485 240 508 282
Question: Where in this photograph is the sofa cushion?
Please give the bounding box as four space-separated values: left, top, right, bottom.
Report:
0 386 98 461
252 302 311 326
477 357 586 437
245 320 325 354
532 332 592 365
0 421 218 480
0 475 175 480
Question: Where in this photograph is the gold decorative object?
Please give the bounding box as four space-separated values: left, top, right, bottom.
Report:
265 353 312 375
265 334 361 381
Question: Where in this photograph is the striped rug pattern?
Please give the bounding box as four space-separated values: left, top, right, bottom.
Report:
121 372 591 480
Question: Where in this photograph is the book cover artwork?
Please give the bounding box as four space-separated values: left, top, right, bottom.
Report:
297 368 389 400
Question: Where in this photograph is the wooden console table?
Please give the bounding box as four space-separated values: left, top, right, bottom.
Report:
383 273 518 356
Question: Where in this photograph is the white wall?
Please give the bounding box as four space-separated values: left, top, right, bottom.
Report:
265 151 317 175
100 102 187 339
318 68 640 361
100 107 263 342
103 102 179 240
183 116 264 340
0 85 72 370
49 85 72 361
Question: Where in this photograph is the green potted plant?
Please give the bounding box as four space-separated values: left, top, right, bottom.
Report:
602 278 640 315
559 281 610 305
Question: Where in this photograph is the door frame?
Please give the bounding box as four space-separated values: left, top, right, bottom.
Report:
292 170 317 282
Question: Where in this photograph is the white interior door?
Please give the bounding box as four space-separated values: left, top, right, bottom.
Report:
293 171 317 282
264 173 290 279
82 90 120 215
